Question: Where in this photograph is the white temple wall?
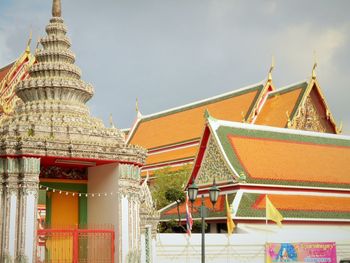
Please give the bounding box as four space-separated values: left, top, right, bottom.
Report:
141 233 146 262
88 163 119 261
88 163 142 263
156 224 350 263
88 163 119 226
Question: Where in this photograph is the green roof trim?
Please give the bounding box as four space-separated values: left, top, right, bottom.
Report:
215 125 350 189
244 84 266 121
236 193 350 220
140 84 264 123
268 81 308 97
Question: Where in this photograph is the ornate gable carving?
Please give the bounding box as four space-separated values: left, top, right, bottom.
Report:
293 96 326 133
196 136 233 185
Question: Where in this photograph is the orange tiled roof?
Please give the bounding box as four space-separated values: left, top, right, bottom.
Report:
255 82 307 128
146 145 197 166
228 134 350 185
129 85 263 149
254 194 350 213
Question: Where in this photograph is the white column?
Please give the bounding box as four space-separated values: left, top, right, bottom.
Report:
1 158 20 262
0 158 4 258
16 157 40 262
117 164 141 263
121 195 129 262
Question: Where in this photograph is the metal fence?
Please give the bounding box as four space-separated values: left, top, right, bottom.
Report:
37 226 115 263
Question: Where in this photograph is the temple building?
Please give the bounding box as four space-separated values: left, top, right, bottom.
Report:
0 0 158 262
1 0 349 262
157 114 350 262
127 67 340 179
161 112 350 222
155 70 349 236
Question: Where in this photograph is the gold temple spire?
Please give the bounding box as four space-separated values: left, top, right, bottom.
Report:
312 50 317 79
25 30 32 53
52 0 62 17
267 56 275 82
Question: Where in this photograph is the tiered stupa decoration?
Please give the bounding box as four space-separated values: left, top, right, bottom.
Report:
0 0 147 262
1 1 145 160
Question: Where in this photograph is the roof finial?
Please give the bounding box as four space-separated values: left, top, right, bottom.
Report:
52 0 62 17
241 111 246 123
25 30 32 53
286 111 292 127
268 55 275 82
35 38 40 52
136 98 142 118
204 109 210 120
136 98 139 113
312 50 317 79
109 113 115 128
338 121 343 134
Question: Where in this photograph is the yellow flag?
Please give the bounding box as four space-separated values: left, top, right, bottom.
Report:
266 195 284 227
226 194 235 235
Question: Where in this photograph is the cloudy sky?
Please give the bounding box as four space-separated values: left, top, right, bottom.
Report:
0 0 349 133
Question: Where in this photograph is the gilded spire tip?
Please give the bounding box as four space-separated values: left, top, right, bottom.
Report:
52 0 62 17
338 121 343 134
312 50 317 79
136 98 139 113
25 30 32 53
268 55 275 82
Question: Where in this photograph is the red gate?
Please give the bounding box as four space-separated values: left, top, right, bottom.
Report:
37 226 115 263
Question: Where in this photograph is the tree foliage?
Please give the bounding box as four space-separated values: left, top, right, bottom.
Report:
158 219 208 233
151 165 191 210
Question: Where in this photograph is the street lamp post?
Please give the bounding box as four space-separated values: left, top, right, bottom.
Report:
188 179 220 263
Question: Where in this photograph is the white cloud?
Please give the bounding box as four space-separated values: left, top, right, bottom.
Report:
270 23 347 79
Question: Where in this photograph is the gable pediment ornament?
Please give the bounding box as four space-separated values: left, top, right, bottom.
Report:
196 136 234 185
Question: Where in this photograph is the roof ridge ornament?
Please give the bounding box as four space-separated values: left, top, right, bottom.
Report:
52 0 62 17
338 121 343 134
267 55 275 82
312 50 317 80
204 109 217 123
136 98 142 118
241 111 246 123
25 30 32 54
35 38 40 52
204 109 211 120
109 113 115 128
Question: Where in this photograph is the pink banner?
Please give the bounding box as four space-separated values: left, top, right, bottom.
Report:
266 242 337 263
